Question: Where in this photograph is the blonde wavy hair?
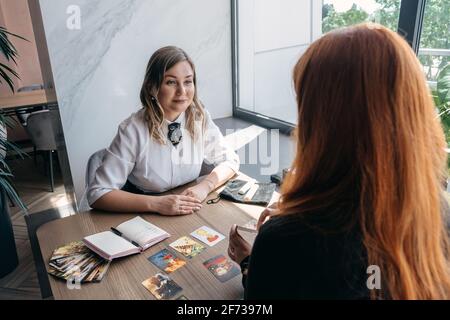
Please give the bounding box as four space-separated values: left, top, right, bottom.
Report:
140 46 206 144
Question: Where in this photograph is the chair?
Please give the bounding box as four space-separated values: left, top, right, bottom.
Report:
15 84 45 126
25 205 73 299
78 149 106 211
25 110 61 192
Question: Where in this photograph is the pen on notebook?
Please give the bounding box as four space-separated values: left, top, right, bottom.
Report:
110 227 122 236
131 241 140 248
110 227 140 248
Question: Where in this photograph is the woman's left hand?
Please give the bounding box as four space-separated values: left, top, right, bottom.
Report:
228 224 252 265
181 182 211 202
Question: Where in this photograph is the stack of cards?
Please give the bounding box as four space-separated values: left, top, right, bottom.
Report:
48 241 111 283
237 219 257 233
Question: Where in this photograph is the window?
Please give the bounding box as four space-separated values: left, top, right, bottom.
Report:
417 0 450 168
233 0 405 130
323 0 401 33
418 0 449 83
233 0 321 129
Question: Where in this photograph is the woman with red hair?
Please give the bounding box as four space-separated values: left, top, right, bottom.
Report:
228 23 450 300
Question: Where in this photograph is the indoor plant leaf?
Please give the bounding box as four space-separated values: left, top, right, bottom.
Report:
437 64 450 106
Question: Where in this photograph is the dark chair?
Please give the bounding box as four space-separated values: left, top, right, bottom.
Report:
79 149 106 211
15 84 45 126
25 206 73 299
24 110 60 192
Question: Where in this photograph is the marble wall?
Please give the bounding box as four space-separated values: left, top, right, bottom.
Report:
38 0 233 206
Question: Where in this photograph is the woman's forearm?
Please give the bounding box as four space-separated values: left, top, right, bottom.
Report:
202 164 236 191
92 165 236 212
91 190 157 212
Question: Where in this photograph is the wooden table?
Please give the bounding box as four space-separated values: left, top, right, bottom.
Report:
36 174 278 300
0 89 57 115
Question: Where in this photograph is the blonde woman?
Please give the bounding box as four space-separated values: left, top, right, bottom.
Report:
87 46 239 215
229 24 450 299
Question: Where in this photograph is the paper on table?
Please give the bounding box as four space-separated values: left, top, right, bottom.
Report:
116 216 170 249
83 231 138 260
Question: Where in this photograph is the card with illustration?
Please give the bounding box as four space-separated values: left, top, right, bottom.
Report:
203 254 241 283
142 273 183 300
169 236 206 259
190 226 225 246
148 248 186 273
50 241 90 260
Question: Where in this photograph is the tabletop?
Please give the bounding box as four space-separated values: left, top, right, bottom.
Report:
36 173 278 300
0 89 57 112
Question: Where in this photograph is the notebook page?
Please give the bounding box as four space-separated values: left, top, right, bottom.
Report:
84 231 137 257
116 216 170 248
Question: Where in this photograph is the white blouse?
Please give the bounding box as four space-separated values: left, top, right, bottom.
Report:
87 108 240 206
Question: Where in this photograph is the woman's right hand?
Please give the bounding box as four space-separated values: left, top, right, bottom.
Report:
257 201 280 230
152 195 202 216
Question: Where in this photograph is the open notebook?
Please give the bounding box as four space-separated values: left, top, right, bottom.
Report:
83 216 170 261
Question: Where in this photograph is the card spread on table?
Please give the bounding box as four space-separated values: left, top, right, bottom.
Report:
203 254 241 283
190 226 225 246
148 248 186 273
169 236 206 259
142 273 182 300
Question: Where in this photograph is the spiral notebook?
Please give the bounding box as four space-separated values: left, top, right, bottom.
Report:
82 216 170 261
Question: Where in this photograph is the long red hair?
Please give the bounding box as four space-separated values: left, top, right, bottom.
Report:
280 23 450 299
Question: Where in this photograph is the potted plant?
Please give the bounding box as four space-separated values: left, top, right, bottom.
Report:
0 25 28 278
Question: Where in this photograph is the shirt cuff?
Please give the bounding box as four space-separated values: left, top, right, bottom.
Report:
87 188 113 207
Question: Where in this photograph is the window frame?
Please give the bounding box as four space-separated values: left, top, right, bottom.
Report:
231 0 428 132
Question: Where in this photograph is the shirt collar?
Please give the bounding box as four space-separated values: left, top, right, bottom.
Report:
164 112 185 127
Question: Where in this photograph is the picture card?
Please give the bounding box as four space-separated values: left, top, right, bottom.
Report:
142 273 182 300
169 236 206 259
148 248 186 273
203 254 240 283
190 226 225 246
